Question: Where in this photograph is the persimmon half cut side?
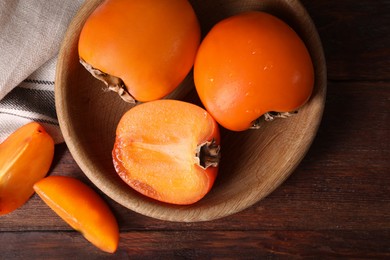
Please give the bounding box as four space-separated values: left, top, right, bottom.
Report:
113 100 220 205
78 0 201 103
33 176 119 253
194 11 314 131
0 122 54 215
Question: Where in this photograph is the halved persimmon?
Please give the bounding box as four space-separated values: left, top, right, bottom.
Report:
113 100 220 205
33 176 119 253
0 122 54 215
78 0 201 103
194 11 314 131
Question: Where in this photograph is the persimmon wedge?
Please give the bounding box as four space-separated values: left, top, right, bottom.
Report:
33 176 119 253
113 100 220 205
0 122 54 215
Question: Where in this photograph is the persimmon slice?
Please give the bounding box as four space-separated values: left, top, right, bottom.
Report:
113 100 220 205
33 176 119 253
0 122 54 215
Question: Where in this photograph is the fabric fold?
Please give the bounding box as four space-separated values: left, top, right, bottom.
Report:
0 0 84 143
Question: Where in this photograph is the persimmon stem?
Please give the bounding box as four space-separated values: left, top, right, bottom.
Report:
79 59 136 104
250 111 298 129
196 138 220 169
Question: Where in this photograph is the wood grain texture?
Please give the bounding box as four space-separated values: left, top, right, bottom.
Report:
301 0 390 81
0 0 389 258
1 231 389 259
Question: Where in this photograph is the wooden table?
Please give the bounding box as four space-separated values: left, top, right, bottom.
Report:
1 0 389 258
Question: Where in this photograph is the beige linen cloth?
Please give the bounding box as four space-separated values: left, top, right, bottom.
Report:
0 0 84 144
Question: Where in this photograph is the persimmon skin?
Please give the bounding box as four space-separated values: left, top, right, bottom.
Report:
79 0 201 102
0 122 54 216
33 176 119 253
194 11 315 131
113 100 220 205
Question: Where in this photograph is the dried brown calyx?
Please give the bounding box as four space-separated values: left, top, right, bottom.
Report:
80 59 136 104
195 138 221 170
250 111 298 129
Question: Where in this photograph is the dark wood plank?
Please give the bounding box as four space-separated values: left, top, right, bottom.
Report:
1 230 389 259
301 0 390 80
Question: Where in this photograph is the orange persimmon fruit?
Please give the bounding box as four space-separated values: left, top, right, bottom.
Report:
194 11 314 131
112 100 220 205
33 176 119 253
0 122 54 215
78 0 201 103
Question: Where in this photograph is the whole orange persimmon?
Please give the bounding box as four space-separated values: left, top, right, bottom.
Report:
112 100 220 205
79 0 201 103
194 11 314 131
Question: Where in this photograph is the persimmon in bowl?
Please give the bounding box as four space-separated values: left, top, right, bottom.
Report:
55 0 326 222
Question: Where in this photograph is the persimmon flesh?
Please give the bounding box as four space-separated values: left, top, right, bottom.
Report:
33 176 119 253
113 100 220 205
194 11 315 131
78 0 201 103
0 122 54 215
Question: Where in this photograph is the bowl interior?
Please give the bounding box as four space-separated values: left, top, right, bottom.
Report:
55 0 326 222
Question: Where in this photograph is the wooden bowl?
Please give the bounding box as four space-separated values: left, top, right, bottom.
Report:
55 0 326 222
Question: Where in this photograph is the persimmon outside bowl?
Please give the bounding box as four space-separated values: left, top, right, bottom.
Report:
55 0 326 222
